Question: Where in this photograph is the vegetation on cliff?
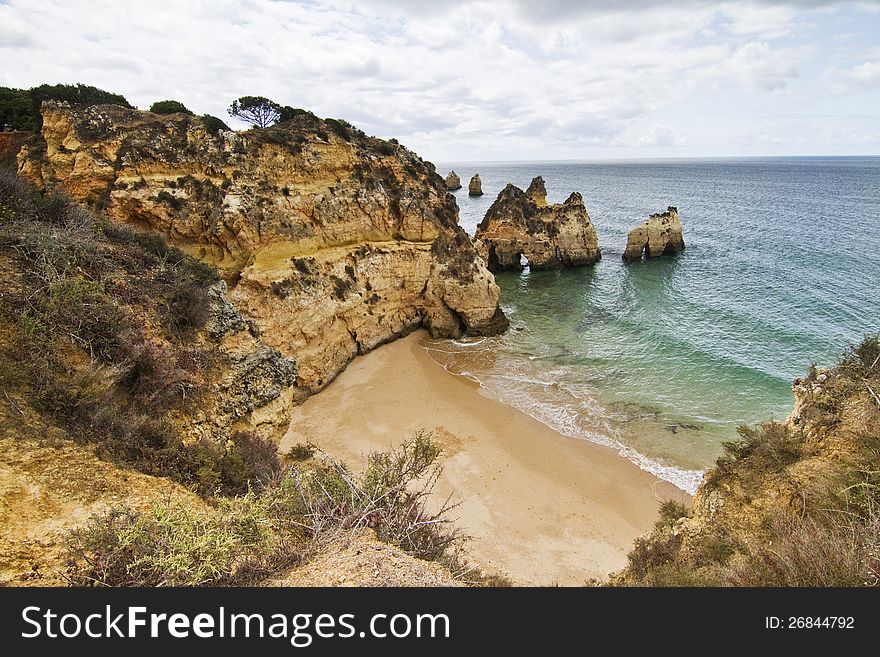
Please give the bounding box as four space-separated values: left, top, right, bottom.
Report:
18 100 506 394
619 336 880 586
0 170 281 496
63 432 479 586
149 99 193 115
0 83 133 132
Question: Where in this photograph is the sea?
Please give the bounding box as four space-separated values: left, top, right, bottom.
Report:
427 157 880 493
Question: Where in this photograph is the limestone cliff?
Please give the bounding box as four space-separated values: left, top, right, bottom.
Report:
445 170 461 190
468 173 483 196
622 206 684 261
18 102 507 392
474 178 600 271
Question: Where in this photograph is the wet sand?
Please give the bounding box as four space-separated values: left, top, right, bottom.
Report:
281 330 689 585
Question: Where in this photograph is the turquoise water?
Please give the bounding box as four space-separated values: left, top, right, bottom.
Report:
426 158 880 492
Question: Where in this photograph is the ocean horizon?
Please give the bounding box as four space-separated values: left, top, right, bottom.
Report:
430 156 880 493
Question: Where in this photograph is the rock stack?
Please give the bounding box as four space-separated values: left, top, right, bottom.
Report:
622 206 685 261
445 170 462 190
474 176 600 271
468 173 483 196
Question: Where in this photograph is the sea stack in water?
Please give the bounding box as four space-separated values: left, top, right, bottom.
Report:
474 176 600 271
622 206 685 262
468 173 483 196
445 170 462 190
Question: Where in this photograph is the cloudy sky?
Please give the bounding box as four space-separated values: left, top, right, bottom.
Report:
2 0 879 160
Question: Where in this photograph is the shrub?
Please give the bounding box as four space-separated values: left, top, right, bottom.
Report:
709 421 802 485
200 114 230 135
657 500 691 527
626 531 681 580
166 283 212 334
63 501 278 587
729 510 880 587
324 118 351 141
640 563 720 587
156 190 184 211
286 442 315 461
293 432 462 563
840 334 880 377
219 431 282 495
149 100 193 115
1 83 133 132
64 433 467 586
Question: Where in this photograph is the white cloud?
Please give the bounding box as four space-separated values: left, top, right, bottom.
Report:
0 0 877 159
851 61 880 81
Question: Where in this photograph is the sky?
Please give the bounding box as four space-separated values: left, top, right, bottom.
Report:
1 0 879 161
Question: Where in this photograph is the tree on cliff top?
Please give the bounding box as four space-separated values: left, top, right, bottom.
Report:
228 96 283 128
149 100 193 115
227 96 311 129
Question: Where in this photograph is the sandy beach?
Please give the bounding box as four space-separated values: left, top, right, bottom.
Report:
282 330 690 585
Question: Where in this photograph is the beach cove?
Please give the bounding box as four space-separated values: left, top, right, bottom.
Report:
282 331 689 585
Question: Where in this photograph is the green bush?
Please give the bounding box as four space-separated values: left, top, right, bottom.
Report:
200 114 230 135
710 421 802 485
657 500 691 527
286 442 315 461
1 83 133 132
156 189 184 211
64 500 279 586
149 100 192 115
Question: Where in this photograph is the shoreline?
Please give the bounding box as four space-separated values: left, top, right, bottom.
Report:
282 330 690 585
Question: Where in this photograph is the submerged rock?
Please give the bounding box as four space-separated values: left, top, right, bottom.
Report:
622 206 685 262
445 170 462 190
474 177 600 271
468 173 483 196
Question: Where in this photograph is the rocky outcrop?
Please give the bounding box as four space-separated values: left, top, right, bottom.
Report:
526 175 547 207
474 177 600 271
19 102 507 393
445 170 461 190
622 206 684 261
468 173 483 196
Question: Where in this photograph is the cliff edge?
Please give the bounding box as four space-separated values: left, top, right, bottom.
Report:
18 102 507 393
616 336 880 586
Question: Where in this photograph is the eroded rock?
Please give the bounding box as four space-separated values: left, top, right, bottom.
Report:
474 177 600 271
468 173 483 196
445 170 461 190
622 206 684 261
20 101 507 393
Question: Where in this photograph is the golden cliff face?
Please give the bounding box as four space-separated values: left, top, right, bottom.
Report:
19 102 507 392
474 177 600 271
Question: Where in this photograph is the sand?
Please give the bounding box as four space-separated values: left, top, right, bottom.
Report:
281 330 690 585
